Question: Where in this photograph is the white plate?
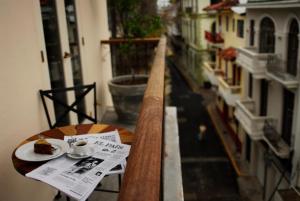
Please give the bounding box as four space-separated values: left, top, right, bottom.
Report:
67 147 95 159
15 139 69 162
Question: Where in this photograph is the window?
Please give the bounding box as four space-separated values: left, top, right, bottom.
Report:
194 21 197 44
259 79 268 116
287 19 299 76
218 15 222 32
237 20 244 38
225 61 228 77
248 74 253 98
232 19 235 32
259 17 275 53
211 0 220 4
226 16 229 32
281 89 295 147
249 20 255 46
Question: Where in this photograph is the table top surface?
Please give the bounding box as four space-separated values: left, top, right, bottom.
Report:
12 124 134 176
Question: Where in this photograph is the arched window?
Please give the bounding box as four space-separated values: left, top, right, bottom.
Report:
259 17 275 53
287 19 299 76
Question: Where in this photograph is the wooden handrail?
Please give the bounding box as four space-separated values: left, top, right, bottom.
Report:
118 36 166 201
101 37 160 45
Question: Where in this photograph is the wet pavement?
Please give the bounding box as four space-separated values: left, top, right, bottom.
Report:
167 57 242 201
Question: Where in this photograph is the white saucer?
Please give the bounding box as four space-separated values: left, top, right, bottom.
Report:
67 147 95 159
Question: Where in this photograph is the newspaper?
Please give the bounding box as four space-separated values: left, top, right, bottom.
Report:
64 130 126 174
26 131 130 201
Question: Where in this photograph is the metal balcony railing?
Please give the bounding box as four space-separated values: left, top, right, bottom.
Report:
218 77 241 106
236 47 276 79
218 77 241 94
263 119 290 158
101 38 160 77
203 62 224 85
234 99 274 140
266 55 299 89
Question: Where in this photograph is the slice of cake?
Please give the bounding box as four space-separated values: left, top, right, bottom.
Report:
34 139 53 155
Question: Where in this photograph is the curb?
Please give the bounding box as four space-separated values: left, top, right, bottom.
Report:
207 104 245 177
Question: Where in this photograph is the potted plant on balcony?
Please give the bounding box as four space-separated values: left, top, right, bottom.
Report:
107 0 162 123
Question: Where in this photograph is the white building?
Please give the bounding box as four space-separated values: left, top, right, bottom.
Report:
0 1 113 200
235 1 300 200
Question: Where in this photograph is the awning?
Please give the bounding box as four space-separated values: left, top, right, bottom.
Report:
220 47 236 61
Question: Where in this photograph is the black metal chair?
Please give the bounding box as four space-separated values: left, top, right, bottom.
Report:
40 82 122 199
39 83 97 128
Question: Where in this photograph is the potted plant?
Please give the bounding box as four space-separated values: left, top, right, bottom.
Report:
107 0 162 123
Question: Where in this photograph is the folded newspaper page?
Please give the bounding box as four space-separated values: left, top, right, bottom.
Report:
26 131 130 201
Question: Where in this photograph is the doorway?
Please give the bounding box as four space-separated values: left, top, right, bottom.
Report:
287 19 299 76
245 134 251 163
40 0 85 125
281 89 295 146
260 79 268 116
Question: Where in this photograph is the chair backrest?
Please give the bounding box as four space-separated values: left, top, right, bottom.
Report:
40 83 97 129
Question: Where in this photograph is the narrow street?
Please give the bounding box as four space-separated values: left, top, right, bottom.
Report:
167 57 242 201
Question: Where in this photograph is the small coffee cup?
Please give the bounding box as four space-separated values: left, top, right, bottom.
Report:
71 140 89 155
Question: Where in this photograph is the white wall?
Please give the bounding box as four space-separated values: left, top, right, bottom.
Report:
76 0 113 117
0 1 56 200
0 0 112 200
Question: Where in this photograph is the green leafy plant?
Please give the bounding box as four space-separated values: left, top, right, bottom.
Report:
108 0 162 78
109 0 162 38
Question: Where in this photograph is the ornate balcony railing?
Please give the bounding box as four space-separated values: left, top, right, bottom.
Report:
263 119 290 159
236 47 276 79
266 55 299 89
218 77 241 106
234 99 274 140
101 38 160 77
203 61 224 85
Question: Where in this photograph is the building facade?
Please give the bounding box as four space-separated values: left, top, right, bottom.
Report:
203 0 246 151
0 1 113 201
180 0 216 83
235 0 300 200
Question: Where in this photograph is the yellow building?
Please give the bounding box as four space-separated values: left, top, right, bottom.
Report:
203 0 246 151
180 0 215 83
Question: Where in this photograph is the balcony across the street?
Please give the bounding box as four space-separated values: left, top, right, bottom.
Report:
263 120 290 159
218 77 241 106
203 61 224 85
205 31 224 48
236 47 276 79
234 99 274 140
266 55 299 89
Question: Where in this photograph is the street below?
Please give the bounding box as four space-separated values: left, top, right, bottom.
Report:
167 56 242 201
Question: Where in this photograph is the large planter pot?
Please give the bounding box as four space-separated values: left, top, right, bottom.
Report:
108 74 148 123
